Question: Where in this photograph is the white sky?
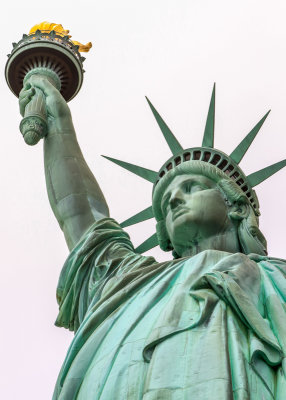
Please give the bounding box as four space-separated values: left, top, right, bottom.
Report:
1 0 286 398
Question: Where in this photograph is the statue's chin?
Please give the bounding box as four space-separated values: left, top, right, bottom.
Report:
167 217 200 251
168 215 234 255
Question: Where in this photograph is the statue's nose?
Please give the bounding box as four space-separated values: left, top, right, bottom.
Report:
170 190 185 210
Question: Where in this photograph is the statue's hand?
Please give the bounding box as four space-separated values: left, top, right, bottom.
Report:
19 75 72 135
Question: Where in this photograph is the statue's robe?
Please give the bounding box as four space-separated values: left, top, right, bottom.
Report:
53 218 286 399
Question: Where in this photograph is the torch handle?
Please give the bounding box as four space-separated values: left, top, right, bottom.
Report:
19 68 61 146
20 86 48 145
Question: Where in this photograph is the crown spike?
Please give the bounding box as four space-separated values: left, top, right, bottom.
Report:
247 159 286 187
202 83 215 148
102 156 157 183
121 206 154 228
230 110 271 164
146 97 183 155
135 233 159 253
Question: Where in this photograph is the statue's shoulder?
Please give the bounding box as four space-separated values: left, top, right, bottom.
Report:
264 256 286 271
247 253 286 263
266 256 286 264
248 253 286 274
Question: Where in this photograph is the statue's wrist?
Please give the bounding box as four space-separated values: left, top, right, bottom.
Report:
47 115 76 137
44 128 81 159
47 127 76 138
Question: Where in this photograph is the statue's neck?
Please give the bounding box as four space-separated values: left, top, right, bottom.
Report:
178 228 241 258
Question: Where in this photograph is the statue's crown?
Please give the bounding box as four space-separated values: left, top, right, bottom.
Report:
103 85 286 253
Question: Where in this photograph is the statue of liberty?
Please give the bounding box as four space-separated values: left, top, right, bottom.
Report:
19 71 286 399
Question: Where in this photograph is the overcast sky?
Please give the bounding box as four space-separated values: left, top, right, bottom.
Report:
2 0 286 398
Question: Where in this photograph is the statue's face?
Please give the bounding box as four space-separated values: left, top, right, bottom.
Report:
161 174 233 251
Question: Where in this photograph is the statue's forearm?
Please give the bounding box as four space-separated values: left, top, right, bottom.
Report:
44 121 109 249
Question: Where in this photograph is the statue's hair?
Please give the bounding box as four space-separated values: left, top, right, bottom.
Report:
152 160 267 257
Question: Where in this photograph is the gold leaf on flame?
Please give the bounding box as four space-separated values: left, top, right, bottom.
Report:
29 22 70 36
28 21 92 53
71 40 92 52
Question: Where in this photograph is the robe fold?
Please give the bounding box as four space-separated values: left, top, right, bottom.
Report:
53 218 286 399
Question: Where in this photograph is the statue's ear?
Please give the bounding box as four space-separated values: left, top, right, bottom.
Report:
228 201 249 221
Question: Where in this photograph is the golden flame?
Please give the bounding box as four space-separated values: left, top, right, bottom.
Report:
29 21 92 52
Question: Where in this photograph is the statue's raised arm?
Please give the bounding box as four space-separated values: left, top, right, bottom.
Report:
19 75 109 249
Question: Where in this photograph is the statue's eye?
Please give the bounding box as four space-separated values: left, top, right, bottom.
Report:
183 181 193 193
182 181 204 194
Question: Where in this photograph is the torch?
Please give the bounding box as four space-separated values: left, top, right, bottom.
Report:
5 22 91 145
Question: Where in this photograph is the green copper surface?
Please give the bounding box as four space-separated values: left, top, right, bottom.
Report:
102 155 158 183
15 77 286 399
202 83 215 147
247 159 286 187
53 219 286 399
103 88 283 253
103 85 286 254
121 205 153 228
134 232 158 253
230 110 271 164
146 96 183 155
20 67 61 145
